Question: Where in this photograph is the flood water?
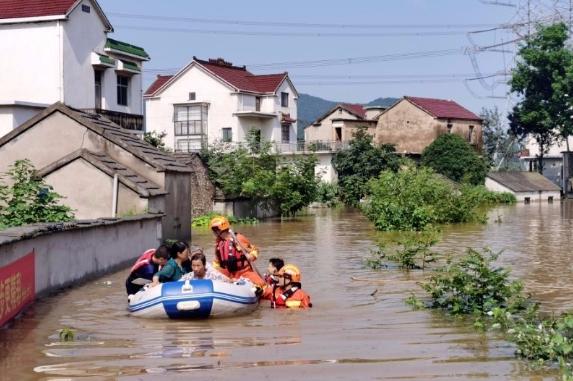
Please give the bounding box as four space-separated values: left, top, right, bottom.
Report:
2 202 573 380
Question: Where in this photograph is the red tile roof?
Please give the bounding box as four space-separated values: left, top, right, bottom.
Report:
340 103 366 119
405 96 481 121
195 57 287 93
144 75 173 96
0 0 77 19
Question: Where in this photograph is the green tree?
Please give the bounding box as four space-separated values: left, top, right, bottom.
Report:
0 160 74 229
332 127 399 206
480 107 522 170
509 22 573 173
143 131 170 152
421 133 489 185
203 131 319 216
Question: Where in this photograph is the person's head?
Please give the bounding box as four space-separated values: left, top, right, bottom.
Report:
170 241 189 261
209 216 231 238
267 257 284 276
152 245 170 266
277 264 301 288
190 252 207 278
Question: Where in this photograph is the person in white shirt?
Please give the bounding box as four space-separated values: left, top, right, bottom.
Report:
181 250 231 282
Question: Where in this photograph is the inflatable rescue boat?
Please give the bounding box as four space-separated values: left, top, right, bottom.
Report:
128 279 258 319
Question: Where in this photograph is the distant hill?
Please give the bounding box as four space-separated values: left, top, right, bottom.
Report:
297 93 399 140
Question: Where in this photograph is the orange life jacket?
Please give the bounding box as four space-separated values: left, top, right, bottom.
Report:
215 236 249 273
130 249 156 273
271 284 312 309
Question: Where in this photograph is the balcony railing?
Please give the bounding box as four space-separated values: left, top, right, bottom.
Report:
84 109 144 131
206 140 349 154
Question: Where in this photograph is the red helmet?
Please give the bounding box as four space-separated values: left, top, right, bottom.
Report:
209 216 230 231
278 264 301 283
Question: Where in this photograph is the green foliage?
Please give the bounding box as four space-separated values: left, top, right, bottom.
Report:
315 182 340 206
362 166 487 231
480 107 523 170
203 136 320 216
192 212 258 228
460 184 517 205
509 22 573 172
0 160 74 230
420 248 528 315
367 229 440 270
143 131 170 152
332 127 400 206
405 294 425 310
421 133 489 185
59 327 75 342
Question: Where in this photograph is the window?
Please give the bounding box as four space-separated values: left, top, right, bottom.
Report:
82 4 90 13
173 104 208 137
281 92 289 107
447 123 453 133
176 139 202 152
255 96 261 112
468 125 475 143
117 75 129 106
94 70 103 110
189 92 196 101
222 127 232 142
281 125 290 143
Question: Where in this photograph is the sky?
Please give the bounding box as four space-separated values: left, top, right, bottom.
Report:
98 0 544 117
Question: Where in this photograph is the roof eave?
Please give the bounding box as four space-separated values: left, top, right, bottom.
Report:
0 15 66 24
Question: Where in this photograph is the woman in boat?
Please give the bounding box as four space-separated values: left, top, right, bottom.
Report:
150 241 189 287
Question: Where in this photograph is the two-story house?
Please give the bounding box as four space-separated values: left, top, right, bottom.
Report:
144 57 298 152
304 103 386 149
376 96 483 155
0 0 149 136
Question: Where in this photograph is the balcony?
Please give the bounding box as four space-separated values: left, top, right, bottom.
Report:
207 140 349 155
233 110 276 119
85 109 144 131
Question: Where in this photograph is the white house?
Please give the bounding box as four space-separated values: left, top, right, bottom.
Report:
520 135 573 188
0 0 149 136
485 171 561 203
144 57 298 152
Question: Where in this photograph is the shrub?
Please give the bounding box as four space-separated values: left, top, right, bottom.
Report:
192 212 258 228
0 160 74 230
421 133 489 185
362 166 485 231
332 127 399 206
315 182 339 206
461 184 517 205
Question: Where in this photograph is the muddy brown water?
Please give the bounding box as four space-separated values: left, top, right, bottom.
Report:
1 203 573 380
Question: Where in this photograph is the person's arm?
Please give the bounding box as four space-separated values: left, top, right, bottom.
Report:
237 234 259 262
151 261 175 286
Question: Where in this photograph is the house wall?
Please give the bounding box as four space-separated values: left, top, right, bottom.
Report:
525 135 573 157
276 80 298 144
0 106 46 136
0 22 61 106
305 109 358 142
484 177 561 202
376 100 483 154
336 120 377 141
315 152 337 183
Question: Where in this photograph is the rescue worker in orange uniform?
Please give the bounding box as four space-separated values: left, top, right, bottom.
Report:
271 264 312 309
209 216 266 287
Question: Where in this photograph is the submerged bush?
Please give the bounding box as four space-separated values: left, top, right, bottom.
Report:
362 167 485 231
315 182 340 207
192 212 258 228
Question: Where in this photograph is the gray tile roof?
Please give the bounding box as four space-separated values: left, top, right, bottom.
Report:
487 171 561 192
37 149 166 198
0 102 191 173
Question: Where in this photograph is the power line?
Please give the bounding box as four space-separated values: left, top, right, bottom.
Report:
117 24 474 38
109 12 498 30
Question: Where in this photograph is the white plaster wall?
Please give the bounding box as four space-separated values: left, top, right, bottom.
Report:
0 22 61 104
276 80 298 144
315 152 337 183
485 177 560 202
145 65 235 149
525 135 573 157
62 0 106 109
0 109 14 136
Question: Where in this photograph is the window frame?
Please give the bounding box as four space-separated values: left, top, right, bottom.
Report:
117 75 129 106
222 127 232 142
281 92 289 107
281 124 290 143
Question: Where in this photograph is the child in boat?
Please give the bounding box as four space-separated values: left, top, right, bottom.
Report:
150 241 189 287
180 249 231 282
270 264 312 309
125 245 170 295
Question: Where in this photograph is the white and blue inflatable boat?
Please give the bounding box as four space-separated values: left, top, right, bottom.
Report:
128 279 258 319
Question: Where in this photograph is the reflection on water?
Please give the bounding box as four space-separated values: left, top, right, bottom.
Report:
2 203 573 380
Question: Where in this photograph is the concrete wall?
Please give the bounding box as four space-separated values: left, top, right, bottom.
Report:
0 215 162 302
43 158 148 219
485 177 561 202
315 152 337 183
175 153 216 217
0 106 45 136
213 199 279 219
376 100 483 154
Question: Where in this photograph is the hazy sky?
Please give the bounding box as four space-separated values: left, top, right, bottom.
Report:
99 0 526 116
